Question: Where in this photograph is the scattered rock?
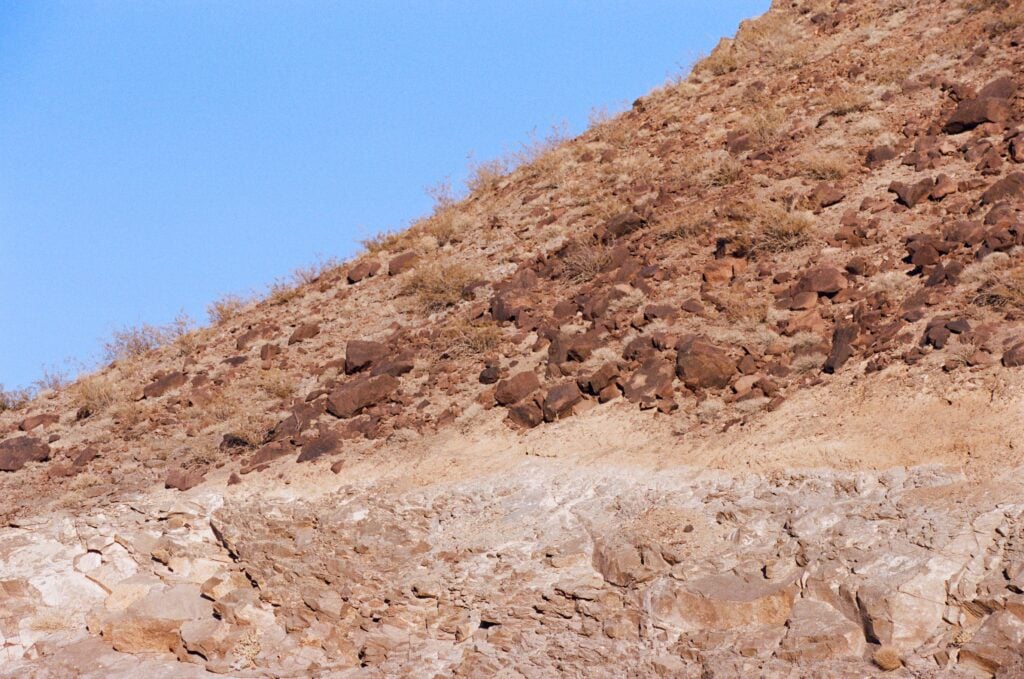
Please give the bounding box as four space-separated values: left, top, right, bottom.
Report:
0 436 51 472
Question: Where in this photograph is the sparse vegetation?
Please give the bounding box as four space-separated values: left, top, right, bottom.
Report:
799 152 849 181
693 40 740 77
971 266 1024 312
207 294 249 325
402 261 478 313
103 312 195 363
0 385 34 412
443 320 503 356
258 369 297 400
72 374 120 414
745 104 786 149
562 243 611 283
703 156 744 187
34 367 70 393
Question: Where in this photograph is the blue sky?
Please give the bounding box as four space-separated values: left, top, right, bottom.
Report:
0 1 767 389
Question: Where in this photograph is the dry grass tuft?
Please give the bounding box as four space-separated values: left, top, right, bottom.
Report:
72 375 121 414
104 313 195 363
729 202 814 254
402 261 478 314
443 320 503 357
361 228 407 254
746 105 786 148
704 156 744 187
466 156 510 194
0 385 34 412
822 90 871 117
799 152 849 181
258 369 297 400
562 243 611 283
971 266 1024 312
693 40 740 77
207 294 249 325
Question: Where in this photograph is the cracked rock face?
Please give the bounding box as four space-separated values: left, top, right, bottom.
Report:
4 464 1024 677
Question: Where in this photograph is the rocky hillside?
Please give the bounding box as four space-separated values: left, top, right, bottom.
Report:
3 0 1024 676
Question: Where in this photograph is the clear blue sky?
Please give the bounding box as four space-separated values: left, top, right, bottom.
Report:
0 1 767 389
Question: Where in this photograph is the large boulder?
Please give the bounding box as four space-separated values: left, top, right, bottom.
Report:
944 97 1012 134
0 436 51 472
676 340 736 390
143 371 187 399
345 340 389 374
326 375 400 418
494 371 541 406
541 381 582 422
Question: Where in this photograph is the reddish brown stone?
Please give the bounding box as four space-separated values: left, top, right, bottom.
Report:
287 322 320 345
0 436 51 472
19 413 59 432
494 371 541 406
542 381 582 422
297 432 341 463
823 323 858 374
1002 342 1024 368
244 441 295 471
326 375 400 419
345 340 388 374
143 372 187 399
676 340 736 390
623 356 676 408
347 259 381 283
507 401 543 429
388 251 420 276
889 178 934 208
980 172 1024 206
944 98 1012 134
579 363 619 395
795 266 848 295
165 468 205 491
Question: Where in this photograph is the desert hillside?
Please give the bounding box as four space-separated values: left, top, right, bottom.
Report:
3 0 1024 676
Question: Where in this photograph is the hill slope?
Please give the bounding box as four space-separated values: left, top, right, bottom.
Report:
3 0 1024 675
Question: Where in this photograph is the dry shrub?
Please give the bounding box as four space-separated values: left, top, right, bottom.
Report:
466 156 510 194
223 413 272 448
267 279 301 306
657 213 712 242
361 228 406 254
424 208 471 247
443 320 503 357
823 90 870 117
291 255 341 286
0 385 33 412
799 152 849 181
104 312 194 362
258 369 297 400
562 243 611 283
72 375 120 414
33 367 69 393
704 156 744 187
402 261 478 313
111 401 148 439
746 105 786 148
207 294 249 325
971 266 1024 312
694 39 740 77
726 201 814 254
792 353 827 374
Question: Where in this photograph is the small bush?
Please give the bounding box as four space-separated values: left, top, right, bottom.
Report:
693 39 739 77
103 312 195 362
402 261 478 313
823 90 870 117
466 156 510 194
799 153 849 181
72 375 120 414
361 229 406 254
34 367 69 393
424 209 471 247
443 320 503 357
753 205 814 254
562 243 611 283
972 267 1024 312
207 294 249 325
0 385 33 412
704 156 744 187
258 369 296 400
747 106 786 148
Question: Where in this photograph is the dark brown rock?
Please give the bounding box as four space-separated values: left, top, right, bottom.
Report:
507 401 543 429
980 172 1024 206
326 375 400 418
944 98 1012 134
823 323 858 374
19 413 59 432
889 178 934 208
676 340 736 390
865 145 897 167
143 372 187 399
165 468 205 491
244 441 295 471
494 371 541 406
345 340 388 375
297 432 341 463
579 363 619 395
387 251 420 276
287 322 320 345
479 365 501 385
809 183 845 209
795 266 848 295
0 436 51 472
623 356 676 409
598 211 647 241
72 447 99 467
1002 342 1024 368
347 259 381 283
541 381 582 422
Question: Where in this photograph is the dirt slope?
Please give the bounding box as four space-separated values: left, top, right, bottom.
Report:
3 0 1024 676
